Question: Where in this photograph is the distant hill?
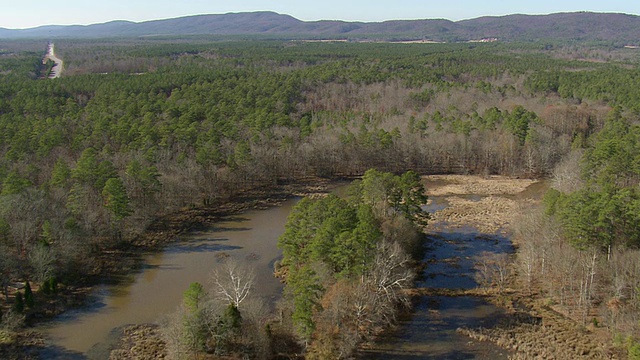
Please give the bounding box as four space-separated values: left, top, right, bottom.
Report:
1 11 640 43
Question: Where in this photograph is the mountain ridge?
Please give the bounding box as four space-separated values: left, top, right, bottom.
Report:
1 11 639 43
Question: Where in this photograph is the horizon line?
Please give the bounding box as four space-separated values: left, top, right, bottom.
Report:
2 10 638 31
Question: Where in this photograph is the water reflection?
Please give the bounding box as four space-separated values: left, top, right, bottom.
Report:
360 195 513 359
420 228 513 289
361 297 509 359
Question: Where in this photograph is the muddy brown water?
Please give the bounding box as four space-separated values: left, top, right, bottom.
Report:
39 179 544 359
38 198 299 359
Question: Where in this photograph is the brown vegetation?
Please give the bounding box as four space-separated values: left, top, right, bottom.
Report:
424 175 537 233
508 207 637 359
422 175 618 359
109 325 166 360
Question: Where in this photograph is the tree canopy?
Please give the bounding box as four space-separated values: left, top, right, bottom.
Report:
278 170 427 353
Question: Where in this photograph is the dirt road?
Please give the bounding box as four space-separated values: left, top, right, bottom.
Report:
44 43 63 78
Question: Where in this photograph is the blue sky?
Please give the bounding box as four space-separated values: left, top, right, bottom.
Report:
2 0 640 29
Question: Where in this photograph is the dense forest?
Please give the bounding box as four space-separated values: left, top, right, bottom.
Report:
1 38 640 358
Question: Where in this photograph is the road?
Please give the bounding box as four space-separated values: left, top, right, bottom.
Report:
44 43 63 78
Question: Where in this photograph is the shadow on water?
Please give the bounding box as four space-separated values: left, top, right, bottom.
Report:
365 348 500 360
189 225 253 234
362 349 479 360
360 295 510 359
36 345 87 360
40 296 126 334
138 263 184 271
419 229 513 289
41 289 112 324
166 241 242 254
362 192 515 359
188 216 252 234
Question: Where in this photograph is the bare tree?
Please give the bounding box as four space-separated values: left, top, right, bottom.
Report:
161 305 201 360
308 240 416 359
577 248 599 323
367 240 415 305
552 149 584 193
210 258 256 308
28 245 55 284
514 208 557 292
474 251 512 292
517 239 537 292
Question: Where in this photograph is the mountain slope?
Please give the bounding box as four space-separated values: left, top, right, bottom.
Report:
458 12 640 41
1 11 639 43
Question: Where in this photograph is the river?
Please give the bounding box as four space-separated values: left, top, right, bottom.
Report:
39 176 540 359
359 226 513 359
359 176 545 359
39 198 299 359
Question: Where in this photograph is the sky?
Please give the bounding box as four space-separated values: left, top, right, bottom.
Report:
1 0 640 29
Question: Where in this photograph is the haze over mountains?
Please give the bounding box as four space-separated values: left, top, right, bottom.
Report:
1 11 640 43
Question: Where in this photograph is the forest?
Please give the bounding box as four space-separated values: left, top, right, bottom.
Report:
1 38 640 358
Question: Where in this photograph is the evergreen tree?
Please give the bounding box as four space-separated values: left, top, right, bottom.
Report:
72 148 99 185
220 304 242 335
24 281 34 309
1 171 32 195
102 177 132 221
14 292 24 313
40 220 53 246
181 282 208 353
183 282 205 313
50 158 71 188
288 265 323 340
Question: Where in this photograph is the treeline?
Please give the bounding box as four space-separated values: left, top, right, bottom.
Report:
0 39 639 339
513 108 640 358
527 66 640 113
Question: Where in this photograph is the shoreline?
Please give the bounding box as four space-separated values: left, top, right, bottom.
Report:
421 175 617 359
5 174 619 359
3 177 337 359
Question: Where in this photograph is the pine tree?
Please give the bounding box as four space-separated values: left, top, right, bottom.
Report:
40 220 53 246
71 148 98 185
49 277 58 295
102 177 132 221
50 158 71 188
14 292 24 313
183 282 205 313
24 281 34 308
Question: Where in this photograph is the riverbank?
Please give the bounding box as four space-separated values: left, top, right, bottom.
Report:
2 177 336 359
131 177 336 250
6 175 616 359
457 294 616 359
